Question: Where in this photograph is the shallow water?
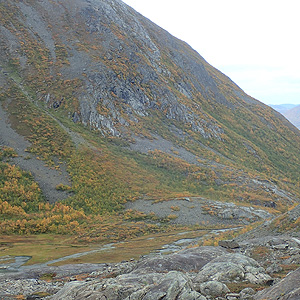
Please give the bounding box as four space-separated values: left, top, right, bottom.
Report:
0 256 32 273
0 227 241 273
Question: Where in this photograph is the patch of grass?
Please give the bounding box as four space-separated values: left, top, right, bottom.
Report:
39 273 56 282
0 146 17 160
33 292 52 297
0 229 209 267
0 235 91 265
171 205 180 211
166 214 178 221
250 246 271 262
1 84 74 166
199 222 261 247
50 229 209 266
55 183 72 191
273 264 300 279
227 282 268 293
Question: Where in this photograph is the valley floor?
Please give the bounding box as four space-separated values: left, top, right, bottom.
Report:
0 232 299 299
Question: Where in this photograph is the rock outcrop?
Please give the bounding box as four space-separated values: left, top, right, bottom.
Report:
194 253 272 285
1 0 300 206
255 268 300 300
2 237 300 300
0 0 299 219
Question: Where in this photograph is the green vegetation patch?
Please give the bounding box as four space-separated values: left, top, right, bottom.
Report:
0 147 44 213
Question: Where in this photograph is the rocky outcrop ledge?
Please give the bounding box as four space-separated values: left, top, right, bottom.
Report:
2 235 300 300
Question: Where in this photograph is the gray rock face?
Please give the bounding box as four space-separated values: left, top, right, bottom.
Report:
255 268 300 300
0 0 226 141
218 240 240 249
194 253 271 284
134 246 227 273
236 235 300 269
240 287 256 300
1 0 300 213
0 278 63 299
50 271 203 300
198 280 230 297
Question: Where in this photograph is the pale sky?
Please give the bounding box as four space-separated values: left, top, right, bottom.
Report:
122 0 300 105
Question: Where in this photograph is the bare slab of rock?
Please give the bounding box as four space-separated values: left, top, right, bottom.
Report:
194 253 272 285
255 268 300 300
50 271 204 300
3 238 300 299
126 197 273 227
198 280 230 297
218 239 240 249
134 246 227 273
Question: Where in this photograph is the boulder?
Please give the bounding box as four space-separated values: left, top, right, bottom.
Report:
134 246 226 273
179 290 206 300
132 271 201 300
218 239 240 249
226 293 241 300
198 280 229 297
194 253 272 284
50 271 203 300
240 287 255 300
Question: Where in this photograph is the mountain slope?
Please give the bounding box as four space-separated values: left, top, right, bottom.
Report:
0 0 300 220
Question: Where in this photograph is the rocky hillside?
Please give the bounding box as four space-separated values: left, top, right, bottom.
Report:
1 0 300 299
1 0 300 215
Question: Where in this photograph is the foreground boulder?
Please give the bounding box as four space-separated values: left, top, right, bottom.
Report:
198 280 230 298
0 243 283 299
254 268 300 300
50 271 204 300
194 253 272 285
134 246 226 273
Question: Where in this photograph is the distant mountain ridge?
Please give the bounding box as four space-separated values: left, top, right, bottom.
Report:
269 103 297 114
282 105 300 129
270 103 300 129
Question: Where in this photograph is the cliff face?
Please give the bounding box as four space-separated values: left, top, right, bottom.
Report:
1 0 300 210
2 0 227 138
